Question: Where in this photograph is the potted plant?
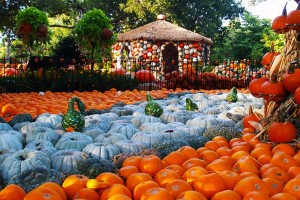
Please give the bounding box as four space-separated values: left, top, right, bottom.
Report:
15 7 50 44
73 8 116 71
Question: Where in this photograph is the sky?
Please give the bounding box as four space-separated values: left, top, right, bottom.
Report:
242 0 298 20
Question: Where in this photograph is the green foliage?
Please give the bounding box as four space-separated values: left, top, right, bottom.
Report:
52 35 82 61
211 12 284 62
8 113 33 126
16 7 49 31
151 139 190 157
203 124 242 141
73 8 116 62
183 135 210 150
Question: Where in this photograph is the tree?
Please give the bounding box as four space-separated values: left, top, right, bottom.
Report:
210 12 284 62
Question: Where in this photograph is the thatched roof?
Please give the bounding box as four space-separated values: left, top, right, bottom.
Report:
117 16 213 45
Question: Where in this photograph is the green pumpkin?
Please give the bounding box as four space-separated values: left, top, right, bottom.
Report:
144 94 163 117
226 87 238 102
61 97 85 132
186 98 198 111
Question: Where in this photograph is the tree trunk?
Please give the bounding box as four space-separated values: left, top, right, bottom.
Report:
5 30 11 62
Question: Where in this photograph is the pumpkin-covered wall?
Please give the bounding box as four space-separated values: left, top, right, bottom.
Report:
112 39 211 79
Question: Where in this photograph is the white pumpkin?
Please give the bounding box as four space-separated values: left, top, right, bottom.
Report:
25 127 60 145
131 132 163 148
84 118 110 132
131 115 162 128
24 139 57 157
110 107 133 116
0 131 23 151
83 128 105 140
0 149 51 184
83 142 120 160
114 140 147 153
36 113 63 130
186 116 220 129
50 149 87 175
0 123 13 131
55 132 93 151
20 122 54 134
0 148 16 165
160 110 192 124
94 133 127 144
99 113 119 122
175 126 205 137
4 130 25 145
108 123 139 139
139 122 169 132
159 129 190 140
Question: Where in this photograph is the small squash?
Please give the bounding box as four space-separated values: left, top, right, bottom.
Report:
144 94 163 117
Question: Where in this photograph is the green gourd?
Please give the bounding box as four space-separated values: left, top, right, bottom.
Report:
186 98 198 111
144 94 163 117
61 97 85 131
226 87 238 102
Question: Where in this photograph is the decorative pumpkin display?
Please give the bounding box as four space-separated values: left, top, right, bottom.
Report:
226 87 238 102
272 3 288 33
50 149 88 175
55 132 93 151
268 120 297 143
8 168 64 193
75 157 118 178
84 117 110 132
61 97 85 132
0 123 13 131
0 148 16 165
139 122 169 132
1 103 18 122
83 128 105 139
186 97 198 111
145 94 163 117
259 75 287 102
0 149 51 184
159 128 190 140
24 139 57 157
261 43 280 70
83 142 121 160
20 122 54 134
25 126 60 145
282 60 300 93
186 116 220 129
110 106 133 116
0 184 26 200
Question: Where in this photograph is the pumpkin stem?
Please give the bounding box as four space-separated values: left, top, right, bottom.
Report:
282 2 288 16
269 74 278 83
287 60 299 73
270 42 275 53
248 105 254 115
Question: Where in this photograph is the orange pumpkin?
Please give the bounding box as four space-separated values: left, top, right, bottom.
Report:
138 155 164 177
126 172 153 192
282 178 300 199
62 174 89 200
100 184 132 200
73 188 101 200
177 190 207 200
234 176 270 198
139 187 173 200
153 169 180 187
133 181 159 200
211 190 241 200
24 186 62 200
193 173 226 199
0 184 26 200
287 2 300 29
272 3 288 33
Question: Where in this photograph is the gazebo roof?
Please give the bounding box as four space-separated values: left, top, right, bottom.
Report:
117 15 213 45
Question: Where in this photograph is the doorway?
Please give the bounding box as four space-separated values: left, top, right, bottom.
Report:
162 43 179 74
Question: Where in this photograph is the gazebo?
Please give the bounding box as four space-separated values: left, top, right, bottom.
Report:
112 15 213 78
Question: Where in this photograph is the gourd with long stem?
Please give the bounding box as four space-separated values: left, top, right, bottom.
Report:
61 97 85 132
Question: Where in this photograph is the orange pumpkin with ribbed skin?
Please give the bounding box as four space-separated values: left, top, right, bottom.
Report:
262 178 284 196
164 164 185 177
96 172 125 185
153 169 180 187
261 166 291 184
270 192 298 200
259 76 287 102
282 178 300 199
242 106 259 129
24 186 62 200
219 170 242 190
122 156 143 168
164 179 192 199
106 194 132 200
133 181 159 200
119 166 140 179
1 103 18 121
39 182 67 200
234 176 270 198
249 77 269 98
62 174 89 200
0 184 26 200
100 184 132 200
282 66 300 93
272 3 288 33
270 151 298 171
126 172 153 192
73 188 101 200
138 155 164 177
287 2 300 28
211 190 241 200
193 173 226 199
177 190 207 200
140 187 173 200
243 191 269 200
268 121 297 143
